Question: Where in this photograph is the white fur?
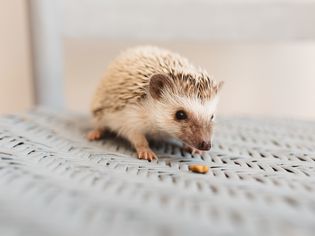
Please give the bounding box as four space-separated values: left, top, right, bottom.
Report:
178 95 219 120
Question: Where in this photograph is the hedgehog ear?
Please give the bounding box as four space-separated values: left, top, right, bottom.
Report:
149 74 173 100
214 81 224 94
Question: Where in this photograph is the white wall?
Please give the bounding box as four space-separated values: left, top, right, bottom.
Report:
0 0 33 114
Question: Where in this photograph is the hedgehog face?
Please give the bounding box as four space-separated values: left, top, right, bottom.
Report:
149 74 222 151
172 96 218 151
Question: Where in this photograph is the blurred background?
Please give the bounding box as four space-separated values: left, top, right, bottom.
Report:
1 0 315 119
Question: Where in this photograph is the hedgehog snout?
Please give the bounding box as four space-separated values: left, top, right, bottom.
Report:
197 141 212 151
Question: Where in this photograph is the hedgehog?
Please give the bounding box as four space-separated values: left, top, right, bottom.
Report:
88 46 224 161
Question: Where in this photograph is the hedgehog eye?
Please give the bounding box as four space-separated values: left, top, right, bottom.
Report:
175 110 188 121
210 114 215 121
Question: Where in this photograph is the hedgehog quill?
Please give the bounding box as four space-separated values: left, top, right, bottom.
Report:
88 46 224 161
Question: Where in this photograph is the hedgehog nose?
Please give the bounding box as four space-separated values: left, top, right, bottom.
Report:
198 141 212 151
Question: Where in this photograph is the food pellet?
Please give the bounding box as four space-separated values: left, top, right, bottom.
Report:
188 164 209 174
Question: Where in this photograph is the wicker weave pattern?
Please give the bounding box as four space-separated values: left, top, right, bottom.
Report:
0 109 314 236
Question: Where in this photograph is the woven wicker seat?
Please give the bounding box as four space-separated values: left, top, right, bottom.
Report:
0 109 314 236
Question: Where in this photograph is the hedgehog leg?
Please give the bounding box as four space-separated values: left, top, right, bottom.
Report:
136 147 158 161
87 128 107 141
126 132 157 161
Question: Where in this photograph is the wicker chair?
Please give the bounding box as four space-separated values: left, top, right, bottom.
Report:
0 108 314 236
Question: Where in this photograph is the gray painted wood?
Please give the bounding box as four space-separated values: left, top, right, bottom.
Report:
62 0 315 41
29 0 64 108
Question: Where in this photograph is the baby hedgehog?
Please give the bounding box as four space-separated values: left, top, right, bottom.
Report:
88 46 223 161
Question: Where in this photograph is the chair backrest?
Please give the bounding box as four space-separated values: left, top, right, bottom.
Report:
28 0 315 109
29 0 64 108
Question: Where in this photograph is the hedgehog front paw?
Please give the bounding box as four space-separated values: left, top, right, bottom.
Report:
183 144 204 155
87 129 102 141
137 148 157 161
